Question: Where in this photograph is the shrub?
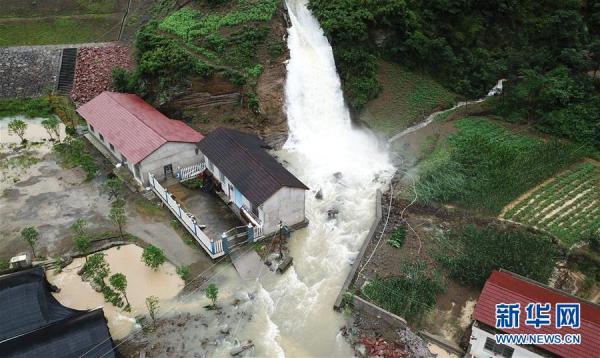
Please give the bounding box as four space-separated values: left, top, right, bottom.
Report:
387 227 407 248
53 137 98 180
176 265 191 283
0 260 9 271
362 262 445 322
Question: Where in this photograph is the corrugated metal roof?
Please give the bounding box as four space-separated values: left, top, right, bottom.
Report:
473 270 600 357
76 92 203 164
198 128 308 205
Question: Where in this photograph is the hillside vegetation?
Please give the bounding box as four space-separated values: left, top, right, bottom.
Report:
117 0 285 117
309 0 600 149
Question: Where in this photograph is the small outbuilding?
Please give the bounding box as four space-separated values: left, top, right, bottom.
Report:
77 91 204 184
197 128 308 236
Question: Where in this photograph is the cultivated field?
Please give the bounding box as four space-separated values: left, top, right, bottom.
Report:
0 0 128 46
503 162 600 245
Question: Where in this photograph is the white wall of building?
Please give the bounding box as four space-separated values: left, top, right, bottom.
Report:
140 142 201 183
262 187 306 235
468 324 540 358
202 154 306 235
87 122 201 184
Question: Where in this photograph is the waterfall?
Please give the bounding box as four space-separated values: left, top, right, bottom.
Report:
221 0 394 356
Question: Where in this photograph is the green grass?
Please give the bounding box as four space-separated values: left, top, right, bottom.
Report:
414 117 588 214
0 97 54 118
1 0 126 18
360 61 458 135
0 14 122 46
504 162 600 245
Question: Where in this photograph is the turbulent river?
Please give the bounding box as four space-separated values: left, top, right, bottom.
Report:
216 0 394 356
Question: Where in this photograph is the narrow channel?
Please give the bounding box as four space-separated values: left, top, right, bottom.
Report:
219 0 394 355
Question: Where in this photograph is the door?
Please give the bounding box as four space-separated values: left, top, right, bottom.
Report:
228 184 234 199
163 164 173 178
234 188 243 207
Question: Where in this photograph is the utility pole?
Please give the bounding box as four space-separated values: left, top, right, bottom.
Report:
278 220 284 260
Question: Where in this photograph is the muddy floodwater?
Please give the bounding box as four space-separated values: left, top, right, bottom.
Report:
48 244 184 339
0 116 66 143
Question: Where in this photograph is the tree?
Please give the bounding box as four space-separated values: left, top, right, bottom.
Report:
74 236 92 259
109 199 127 238
8 119 27 143
82 252 110 288
21 226 39 257
41 117 60 141
205 283 218 309
145 296 159 329
142 245 166 270
70 218 88 237
102 178 124 201
71 218 91 260
110 273 131 311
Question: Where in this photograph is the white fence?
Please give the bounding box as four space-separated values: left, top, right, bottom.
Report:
148 173 224 258
177 162 206 182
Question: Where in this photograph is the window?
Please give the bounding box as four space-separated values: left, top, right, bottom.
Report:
99 134 104 142
109 143 115 151
219 171 224 183
484 338 514 358
89 124 95 133
252 203 259 218
134 164 141 179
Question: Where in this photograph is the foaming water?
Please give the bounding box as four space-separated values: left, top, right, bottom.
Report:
219 0 394 356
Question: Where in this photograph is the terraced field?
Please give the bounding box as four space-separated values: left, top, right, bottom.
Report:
503 162 600 246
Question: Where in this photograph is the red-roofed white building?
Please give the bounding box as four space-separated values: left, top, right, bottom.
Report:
468 270 600 358
77 92 204 184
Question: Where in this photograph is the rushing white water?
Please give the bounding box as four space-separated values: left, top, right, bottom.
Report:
216 0 394 356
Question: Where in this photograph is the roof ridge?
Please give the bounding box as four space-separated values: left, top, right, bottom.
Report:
105 92 169 143
498 269 600 309
222 128 286 187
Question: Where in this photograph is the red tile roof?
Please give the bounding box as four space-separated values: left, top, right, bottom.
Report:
77 92 203 164
473 270 600 358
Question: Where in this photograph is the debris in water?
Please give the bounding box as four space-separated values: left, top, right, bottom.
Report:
230 340 254 356
276 256 293 274
315 189 323 200
327 208 339 219
333 172 343 180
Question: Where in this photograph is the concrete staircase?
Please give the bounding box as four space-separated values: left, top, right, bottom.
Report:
56 48 77 94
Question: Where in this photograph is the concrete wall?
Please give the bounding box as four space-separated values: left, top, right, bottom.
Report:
262 187 306 235
468 324 539 358
141 142 202 183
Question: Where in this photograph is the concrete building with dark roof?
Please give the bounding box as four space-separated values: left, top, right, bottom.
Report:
0 267 117 358
197 128 308 236
77 91 204 184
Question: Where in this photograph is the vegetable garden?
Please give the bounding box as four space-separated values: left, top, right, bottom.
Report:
503 162 600 246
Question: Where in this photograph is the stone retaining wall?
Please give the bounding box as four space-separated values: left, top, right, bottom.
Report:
0 42 116 99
